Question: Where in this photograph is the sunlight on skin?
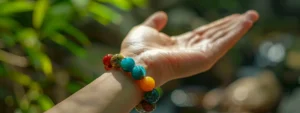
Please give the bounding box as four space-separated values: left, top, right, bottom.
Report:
46 11 259 113
121 11 259 86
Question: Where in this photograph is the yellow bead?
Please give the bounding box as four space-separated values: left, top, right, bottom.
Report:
110 54 124 68
139 76 155 92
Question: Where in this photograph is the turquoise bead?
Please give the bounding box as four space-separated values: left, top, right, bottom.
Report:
131 65 146 80
144 89 160 104
120 57 135 72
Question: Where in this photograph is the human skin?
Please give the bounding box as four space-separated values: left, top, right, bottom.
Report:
46 10 259 113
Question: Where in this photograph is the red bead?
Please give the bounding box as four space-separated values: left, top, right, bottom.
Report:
104 64 112 71
103 54 113 66
141 100 156 112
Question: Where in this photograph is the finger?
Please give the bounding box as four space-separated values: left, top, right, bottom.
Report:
216 10 259 54
210 19 241 41
141 11 168 31
245 10 259 22
174 14 240 45
211 10 259 42
193 14 240 34
202 17 238 39
223 10 259 44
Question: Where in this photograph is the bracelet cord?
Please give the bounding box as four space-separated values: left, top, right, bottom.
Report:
103 54 162 113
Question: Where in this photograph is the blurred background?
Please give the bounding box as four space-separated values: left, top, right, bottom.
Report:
1 0 300 113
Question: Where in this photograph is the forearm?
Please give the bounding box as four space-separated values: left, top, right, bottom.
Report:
46 70 142 113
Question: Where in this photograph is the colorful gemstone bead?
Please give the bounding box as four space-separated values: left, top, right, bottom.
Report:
139 76 155 92
102 54 113 66
156 87 163 97
131 65 146 80
135 103 146 113
141 100 156 112
120 57 135 72
144 88 160 104
104 64 112 71
110 54 124 68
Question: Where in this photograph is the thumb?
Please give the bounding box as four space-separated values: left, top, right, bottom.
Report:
142 11 168 31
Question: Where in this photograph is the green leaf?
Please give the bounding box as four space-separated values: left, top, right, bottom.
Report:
0 1 35 15
51 33 86 57
0 0 7 4
43 19 67 36
39 54 52 76
4 95 14 107
0 33 16 47
132 0 147 7
93 15 110 25
71 0 89 10
19 98 30 111
67 82 83 93
0 88 11 99
1 34 16 47
25 48 52 77
98 0 132 11
27 88 40 101
10 71 32 86
111 0 132 11
113 0 132 11
62 24 91 46
14 108 23 113
47 2 73 21
71 0 89 16
37 95 54 111
28 105 41 113
26 48 41 68
0 63 6 76
33 0 49 29
29 82 41 91
17 28 41 49
88 1 122 25
0 17 20 30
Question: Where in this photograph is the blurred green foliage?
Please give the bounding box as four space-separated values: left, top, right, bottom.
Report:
0 0 146 112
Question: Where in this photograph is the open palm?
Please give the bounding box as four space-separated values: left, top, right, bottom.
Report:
121 11 259 86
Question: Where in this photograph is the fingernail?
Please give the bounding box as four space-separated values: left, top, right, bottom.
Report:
245 10 259 21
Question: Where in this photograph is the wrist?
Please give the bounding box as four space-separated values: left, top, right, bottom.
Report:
136 58 163 87
103 53 163 112
101 70 143 110
132 53 169 87
104 69 144 95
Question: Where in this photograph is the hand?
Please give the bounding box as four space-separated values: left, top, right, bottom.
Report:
121 10 259 86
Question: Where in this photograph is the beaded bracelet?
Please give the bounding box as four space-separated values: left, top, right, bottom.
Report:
102 54 162 113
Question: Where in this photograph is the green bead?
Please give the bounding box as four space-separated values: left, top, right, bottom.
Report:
156 87 163 97
131 65 146 80
110 54 124 68
144 89 160 104
120 57 135 72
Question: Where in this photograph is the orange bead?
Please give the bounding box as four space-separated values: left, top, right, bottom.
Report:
139 76 155 92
